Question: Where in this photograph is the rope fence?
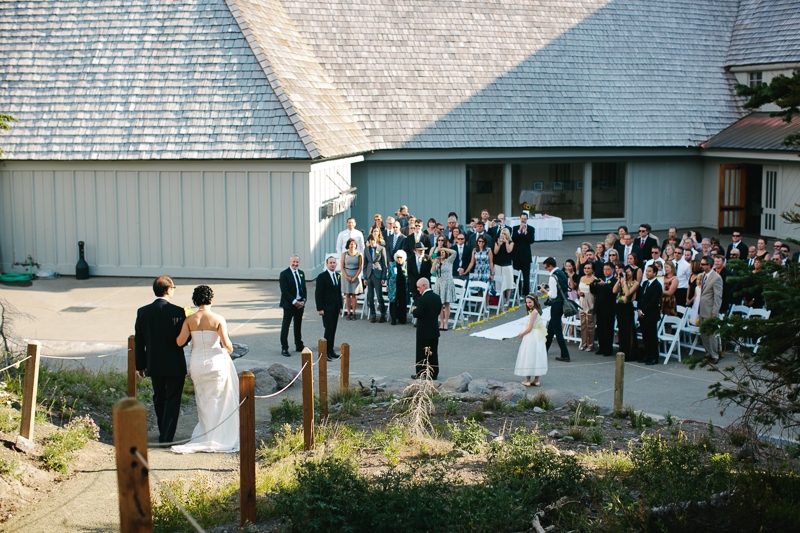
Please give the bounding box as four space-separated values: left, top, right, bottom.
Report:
0 355 32 373
147 397 249 448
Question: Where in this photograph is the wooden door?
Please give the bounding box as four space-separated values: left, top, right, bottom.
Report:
719 164 746 229
761 166 780 237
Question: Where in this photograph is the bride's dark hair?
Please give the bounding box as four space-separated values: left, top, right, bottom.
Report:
192 285 214 307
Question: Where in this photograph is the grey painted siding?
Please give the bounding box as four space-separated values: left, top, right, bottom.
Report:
628 159 705 231
351 162 465 227
0 162 323 279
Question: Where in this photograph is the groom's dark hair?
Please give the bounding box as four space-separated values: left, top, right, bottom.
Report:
153 276 173 297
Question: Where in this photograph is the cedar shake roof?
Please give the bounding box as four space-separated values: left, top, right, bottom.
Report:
726 0 800 67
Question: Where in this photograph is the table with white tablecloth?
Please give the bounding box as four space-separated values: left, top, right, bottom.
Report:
505 216 563 241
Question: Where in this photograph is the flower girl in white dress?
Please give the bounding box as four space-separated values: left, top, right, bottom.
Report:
515 294 548 387
171 285 239 454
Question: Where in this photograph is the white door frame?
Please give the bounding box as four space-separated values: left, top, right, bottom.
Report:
762 165 780 238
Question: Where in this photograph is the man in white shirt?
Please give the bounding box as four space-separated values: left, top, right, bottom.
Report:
682 238 698 260
336 217 365 255
621 233 634 266
675 246 692 306
542 257 571 362
644 245 665 281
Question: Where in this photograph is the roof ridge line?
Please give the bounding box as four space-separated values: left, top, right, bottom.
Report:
225 0 320 159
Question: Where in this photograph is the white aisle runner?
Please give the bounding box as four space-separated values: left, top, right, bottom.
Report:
469 307 551 340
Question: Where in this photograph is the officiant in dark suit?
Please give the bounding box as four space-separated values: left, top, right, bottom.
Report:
637 264 663 365
315 256 342 361
279 255 307 357
411 278 443 379
134 275 188 443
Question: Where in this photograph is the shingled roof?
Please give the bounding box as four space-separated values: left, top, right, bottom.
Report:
0 0 310 160
283 0 745 150
726 0 800 67
2 0 783 160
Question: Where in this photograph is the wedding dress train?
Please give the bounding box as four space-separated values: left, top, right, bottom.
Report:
171 330 239 454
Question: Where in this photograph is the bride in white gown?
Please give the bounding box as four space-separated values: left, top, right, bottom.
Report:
171 285 239 454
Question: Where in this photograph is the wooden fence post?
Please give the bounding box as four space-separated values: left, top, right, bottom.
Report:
614 352 625 414
239 371 255 527
318 339 328 421
20 342 41 440
127 335 136 398
113 398 152 533
340 343 349 390
301 348 314 451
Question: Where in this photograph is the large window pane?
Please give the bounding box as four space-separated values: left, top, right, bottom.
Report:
512 163 583 220
466 164 504 220
591 163 626 219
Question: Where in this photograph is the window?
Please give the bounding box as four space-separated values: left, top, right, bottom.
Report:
466 164 504 220
512 163 583 220
591 163 626 219
749 72 762 88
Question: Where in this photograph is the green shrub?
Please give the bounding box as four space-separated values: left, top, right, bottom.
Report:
570 396 601 416
443 398 460 416
370 423 407 464
269 398 303 426
630 410 654 431
727 430 748 447
589 427 605 445
612 403 636 419
481 394 507 412
152 473 238 533
446 419 488 454
485 428 585 505
258 424 304 464
519 391 554 410
566 427 587 442
465 409 486 422
0 406 17 433
41 415 99 474
0 455 18 476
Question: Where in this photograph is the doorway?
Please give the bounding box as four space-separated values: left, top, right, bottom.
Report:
466 164 504 221
744 164 762 235
718 164 746 233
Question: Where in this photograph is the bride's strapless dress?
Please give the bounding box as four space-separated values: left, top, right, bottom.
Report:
171 330 239 454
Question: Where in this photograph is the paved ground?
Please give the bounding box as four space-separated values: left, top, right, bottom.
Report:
0 228 745 532
2 228 739 427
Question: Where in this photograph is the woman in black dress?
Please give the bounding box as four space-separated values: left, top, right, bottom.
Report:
613 264 640 362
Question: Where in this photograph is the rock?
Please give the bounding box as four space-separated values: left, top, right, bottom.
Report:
502 381 526 392
452 392 488 402
467 377 490 395
441 372 473 393
375 378 413 396
546 389 580 408
268 364 301 390
737 446 755 463
486 379 505 390
495 387 524 404
253 371 277 395
14 435 35 454
533 407 545 414
548 430 562 439
562 436 575 441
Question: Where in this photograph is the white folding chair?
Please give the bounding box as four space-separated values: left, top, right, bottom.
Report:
460 280 489 325
658 313 687 364
532 256 549 288
485 281 504 317
562 312 581 343
728 304 752 319
742 308 770 352
510 269 521 306
449 280 468 329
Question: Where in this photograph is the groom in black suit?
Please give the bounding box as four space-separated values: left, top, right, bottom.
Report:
512 212 536 295
315 256 342 361
411 278 443 379
135 276 187 443
637 264 663 365
279 255 307 357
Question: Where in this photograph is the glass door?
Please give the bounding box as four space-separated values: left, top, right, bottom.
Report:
718 164 746 229
761 166 779 237
466 164 504 221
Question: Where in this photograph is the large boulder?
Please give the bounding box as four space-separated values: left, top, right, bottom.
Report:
375 378 414 396
253 371 277 396
467 377 490 395
268 364 301 390
441 372 473 393
547 389 579 408
495 387 525 404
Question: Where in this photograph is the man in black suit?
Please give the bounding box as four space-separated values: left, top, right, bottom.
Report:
363 234 388 322
135 276 187 443
279 255 307 357
315 256 342 361
404 219 429 254
635 224 658 262
411 278 442 379
725 231 748 260
590 263 617 357
450 232 473 280
637 264 663 365
467 220 493 250
512 212 536 294
385 219 406 258
407 242 432 305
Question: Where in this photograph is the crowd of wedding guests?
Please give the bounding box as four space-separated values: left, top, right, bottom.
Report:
550 224 782 367
333 206 536 328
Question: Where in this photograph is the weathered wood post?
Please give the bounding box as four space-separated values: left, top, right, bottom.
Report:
20 342 41 440
113 398 153 533
239 371 255 527
127 335 136 398
301 348 314 450
318 338 328 421
340 343 350 390
614 352 625 414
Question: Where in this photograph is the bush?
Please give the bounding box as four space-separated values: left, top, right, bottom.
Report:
269 398 303 426
443 398 460 416
481 394 507 412
589 427 605 445
465 409 486 422
520 391 554 410
446 419 488 454
152 473 238 532
330 386 370 418
41 415 99 474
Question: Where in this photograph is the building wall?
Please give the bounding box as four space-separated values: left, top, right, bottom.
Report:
626 158 706 231
351 162 466 228
775 161 800 240
0 160 350 280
